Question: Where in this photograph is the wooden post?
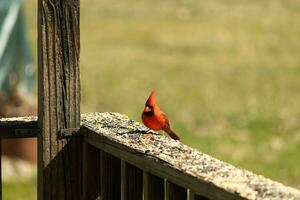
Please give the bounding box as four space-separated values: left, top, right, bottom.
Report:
121 161 143 200
166 181 187 200
82 143 101 200
37 0 81 199
100 151 121 200
143 172 164 200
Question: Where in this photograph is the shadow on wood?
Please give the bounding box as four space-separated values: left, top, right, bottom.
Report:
40 136 82 200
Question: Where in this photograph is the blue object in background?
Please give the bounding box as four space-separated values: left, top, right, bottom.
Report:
0 0 35 99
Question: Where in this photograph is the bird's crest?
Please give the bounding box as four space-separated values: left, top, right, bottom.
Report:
146 91 156 106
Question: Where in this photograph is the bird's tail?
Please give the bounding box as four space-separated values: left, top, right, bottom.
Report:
164 127 180 140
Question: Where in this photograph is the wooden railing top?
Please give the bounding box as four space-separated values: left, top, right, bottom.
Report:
0 116 37 138
1 113 300 200
80 112 300 200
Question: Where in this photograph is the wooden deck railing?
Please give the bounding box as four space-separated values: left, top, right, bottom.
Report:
1 113 300 200
1 0 300 199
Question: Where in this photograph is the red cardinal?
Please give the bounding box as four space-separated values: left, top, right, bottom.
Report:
142 91 180 140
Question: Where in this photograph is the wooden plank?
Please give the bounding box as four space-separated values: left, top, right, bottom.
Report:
121 161 126 200
143 172 164 200
81 126 246 200
121 161 143 200
100 151 121 200
189 191 209 200
0 117 37 138
82 143 101 200
37 0 81 199
166 181 187 200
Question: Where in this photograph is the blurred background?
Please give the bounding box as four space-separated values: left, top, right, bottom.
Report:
1 0 36 199
2 0 300 199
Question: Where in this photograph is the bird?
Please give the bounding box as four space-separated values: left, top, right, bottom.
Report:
142 91 180 140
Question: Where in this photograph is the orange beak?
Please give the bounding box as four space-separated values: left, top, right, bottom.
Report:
144 106 151 113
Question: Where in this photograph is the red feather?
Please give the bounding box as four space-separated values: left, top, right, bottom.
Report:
142 91 180 140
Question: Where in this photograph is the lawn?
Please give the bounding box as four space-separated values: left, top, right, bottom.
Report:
2 178 36 200
79 0 300 188
5 0 300 199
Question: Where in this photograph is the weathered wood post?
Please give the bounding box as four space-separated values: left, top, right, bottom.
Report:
37 0 81 199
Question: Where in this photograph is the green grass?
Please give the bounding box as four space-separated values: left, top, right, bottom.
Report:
79 0 300 189
7 0 300 198
2 178 36 200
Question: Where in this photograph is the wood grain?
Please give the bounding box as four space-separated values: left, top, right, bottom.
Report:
79 112 300 200
166 181 187 200
83 143 101 200
81 125 246 200
143 172 164 200
100 151 121 200
121 161 143 200
190 191 210 200
37 0 81 199
0 117 37 138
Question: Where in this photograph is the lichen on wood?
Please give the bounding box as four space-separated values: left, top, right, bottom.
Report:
81 112 300 200
0 116 37 124
1 113 299 199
